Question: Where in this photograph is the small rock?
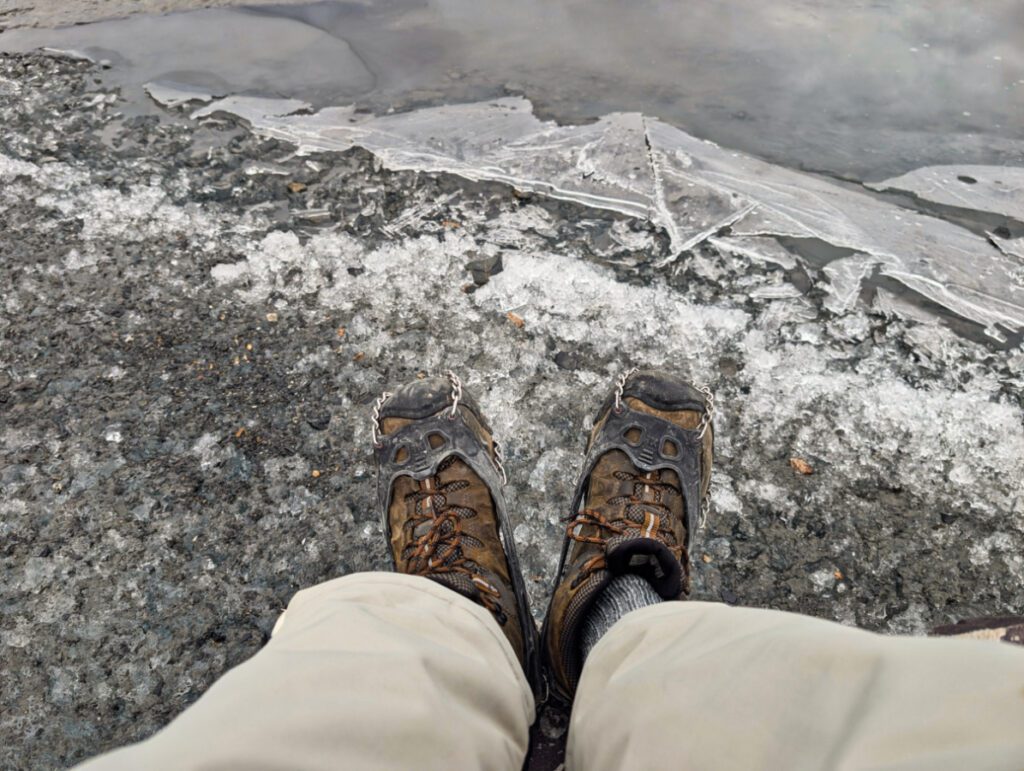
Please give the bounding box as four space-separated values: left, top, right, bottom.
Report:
306 412 331 431
265 312 279 323
467 254 503 286
554 350 580 370
789 457 814 475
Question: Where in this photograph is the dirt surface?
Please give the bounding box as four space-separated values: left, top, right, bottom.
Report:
2 52 1023 770
0 0 307 29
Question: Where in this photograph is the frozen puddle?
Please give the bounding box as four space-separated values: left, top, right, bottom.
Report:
172 92 1024 339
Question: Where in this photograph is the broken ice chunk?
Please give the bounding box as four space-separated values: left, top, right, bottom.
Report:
193 95 311 120
868 165 1024 220
822 254 877 315
144 81 220 109
873 287 943 326
708 235 798 270
749 283 804 301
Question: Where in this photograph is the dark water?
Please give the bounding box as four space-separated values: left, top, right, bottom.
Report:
3 0 1023 180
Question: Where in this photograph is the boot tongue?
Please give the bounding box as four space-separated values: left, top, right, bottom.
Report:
605 534 682 598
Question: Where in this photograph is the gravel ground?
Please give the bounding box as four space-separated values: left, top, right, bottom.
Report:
2 53 1023 769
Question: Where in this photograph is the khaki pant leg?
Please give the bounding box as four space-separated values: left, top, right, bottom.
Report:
77 572 534 771
568 601 1024 771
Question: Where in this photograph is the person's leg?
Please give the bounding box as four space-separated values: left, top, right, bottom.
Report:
77 572 533 771
568 601 1024 771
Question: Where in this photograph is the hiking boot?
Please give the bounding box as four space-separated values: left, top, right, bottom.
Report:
541 369 714 701
372 372 539 684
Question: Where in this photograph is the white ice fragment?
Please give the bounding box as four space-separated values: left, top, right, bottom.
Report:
475 249 749 354
244 161 291 176
0 154 39 179
708 235 797 270
969 542 991 567
810 568 837 593
828 312 871 343
193 95 311 121
868 165 1024 220
144 81 220 108
211 261 249 283
749 283 803 300
822 254 877 314
39 47 95 62
710 482 743 515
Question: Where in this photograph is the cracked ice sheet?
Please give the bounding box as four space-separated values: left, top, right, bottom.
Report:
868 165 1024 221
187 94 1024 334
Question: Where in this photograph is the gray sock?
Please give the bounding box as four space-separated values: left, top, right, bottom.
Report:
580 573 663 660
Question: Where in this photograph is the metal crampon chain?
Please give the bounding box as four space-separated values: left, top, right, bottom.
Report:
696 385 716 440
447 369 508 487
696 384 716 528
434 370 505 483
370 390 394 448
492 439 509 486
445 370 463 418
612 366 640 414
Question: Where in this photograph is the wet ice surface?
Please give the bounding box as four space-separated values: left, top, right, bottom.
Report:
3 0 1024 179
2 53 1024 768
191 94 1024 339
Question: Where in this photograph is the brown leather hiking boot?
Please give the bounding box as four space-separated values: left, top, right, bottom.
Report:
372 372 538 683
541 369 714 701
